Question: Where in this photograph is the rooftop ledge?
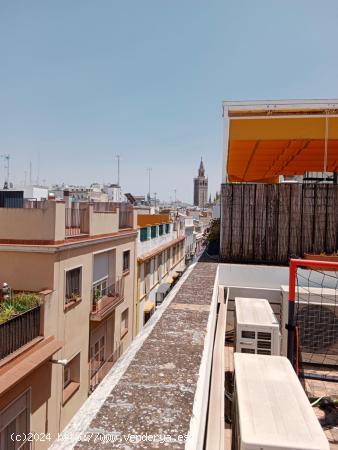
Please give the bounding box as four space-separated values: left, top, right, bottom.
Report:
0 201 135 244
50 258 219 450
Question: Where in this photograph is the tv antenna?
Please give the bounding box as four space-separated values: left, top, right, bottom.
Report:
0 154 10 187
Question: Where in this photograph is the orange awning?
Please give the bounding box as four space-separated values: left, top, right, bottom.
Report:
226 114 338 182
143 301 155 314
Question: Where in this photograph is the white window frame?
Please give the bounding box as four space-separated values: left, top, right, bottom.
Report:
90 335 106 377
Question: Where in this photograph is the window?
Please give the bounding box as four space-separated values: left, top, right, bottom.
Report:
121 308 129 338
165 223 170 234
159 224 163 236
150 258 155 287
123 250 130 273
164 250 169 272
151 225 157 238
0 390 30 450
140 263 145 297
144 261 151 293
154 256 158 284
90 336 105 377
64 364 71 388
93 277 108 303
140 228 148 242
157 254 162 281
65 267 82 304
63 354 80 404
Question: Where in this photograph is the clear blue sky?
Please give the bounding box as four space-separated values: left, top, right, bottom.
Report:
1 1 338 202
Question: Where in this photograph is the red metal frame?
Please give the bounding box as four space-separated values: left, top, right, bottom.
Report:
287 258 338 366
289 258 338 302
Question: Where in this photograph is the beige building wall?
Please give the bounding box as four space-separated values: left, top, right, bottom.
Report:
0 229 137 448
50 234 137 432
0 363 54 450
0 201 65 242
0 251 54 292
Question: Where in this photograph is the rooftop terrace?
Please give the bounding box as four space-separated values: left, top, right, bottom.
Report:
0 201 135 245
50 259 337 449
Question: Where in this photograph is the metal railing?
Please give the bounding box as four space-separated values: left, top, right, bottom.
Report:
65 207 88 236
91 202 133 228
23 199 47 209
92 202 117 213
119 204 134 229
92 278 124 312
0 305 41 360
89 342 123 393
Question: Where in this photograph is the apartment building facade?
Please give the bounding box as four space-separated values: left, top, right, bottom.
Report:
0 200 136 449
136 213 185 333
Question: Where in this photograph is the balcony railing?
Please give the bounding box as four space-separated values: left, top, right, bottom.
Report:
97 202 134 229
91 278 124 320
119 204 134 229
92 202 117 213
0 305 41 360
65 207 88 237
23 199 48 209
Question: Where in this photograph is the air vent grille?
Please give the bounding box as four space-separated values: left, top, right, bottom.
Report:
257 340 272 349
241 348 255 354
257 349 272 355
241 330 255 339
257 332 272 341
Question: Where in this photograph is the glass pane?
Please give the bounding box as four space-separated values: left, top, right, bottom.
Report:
64 366 71 387
2 419 16 450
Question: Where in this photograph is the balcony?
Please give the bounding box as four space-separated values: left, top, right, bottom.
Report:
65 207 89 237
0 292 43 360
90 278 124 321
118 203 134 229
65 202 134 238
97 202 134 229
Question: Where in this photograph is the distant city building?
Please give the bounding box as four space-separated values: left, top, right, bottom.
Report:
193 158 208 207
136 213 185 333
103 184 122 202
49 184 109 203
20 185 49 201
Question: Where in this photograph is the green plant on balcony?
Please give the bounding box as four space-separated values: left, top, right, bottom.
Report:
0 292 41 324
0 303 16 324
93 287 102 305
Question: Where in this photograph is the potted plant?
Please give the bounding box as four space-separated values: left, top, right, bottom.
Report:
92 288 101 311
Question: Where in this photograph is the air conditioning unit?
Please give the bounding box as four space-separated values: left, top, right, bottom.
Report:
235 297 280 355
232 353 329 450
281 285 338 365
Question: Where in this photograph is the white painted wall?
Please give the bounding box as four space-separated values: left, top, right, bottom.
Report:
185 225 195 256
104 185 122 202
218 263 338 290
137 225 177 257
20 185 49 200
